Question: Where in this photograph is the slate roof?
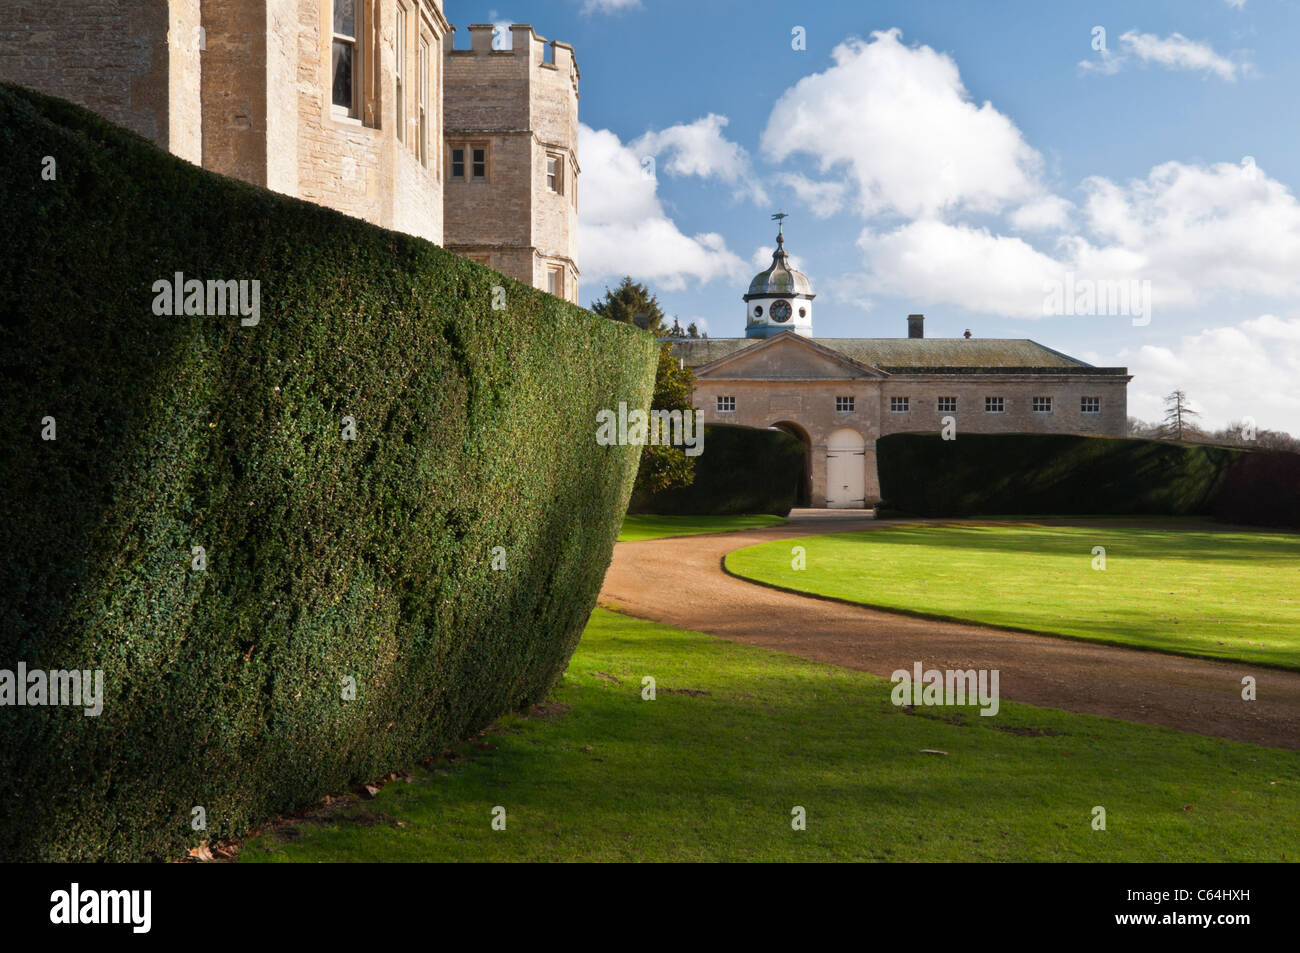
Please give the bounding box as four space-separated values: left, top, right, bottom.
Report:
664 336 1128 374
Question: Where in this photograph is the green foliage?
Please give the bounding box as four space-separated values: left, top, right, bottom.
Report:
589 276 669 335
631 424 805 516
633 344 697 496
1212 449 1300 529
0 84 657 861
877 433 1243 517
877 432 1300 528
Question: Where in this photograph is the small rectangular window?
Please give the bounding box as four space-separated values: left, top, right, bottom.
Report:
547 266 564 297
890 396 909 413
1032 396 1053 413
451 148 465 180
332 0 358 113
836 396 855 413
985 396 1005 413
1082 396 1101 414
937 396 957 414
418 36 429 165
547 154 564 194
395 6 406 143
717 396 736 413
473 147 487 179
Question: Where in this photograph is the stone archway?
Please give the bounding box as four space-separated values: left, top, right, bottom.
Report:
770 420 812 507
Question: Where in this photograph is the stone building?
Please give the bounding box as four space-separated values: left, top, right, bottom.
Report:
670 225 1132 508
0 1 580 301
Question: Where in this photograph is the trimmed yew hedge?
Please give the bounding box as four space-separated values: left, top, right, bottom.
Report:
0 85 657 860
1211 449 1300 529
877 432 1300 528
629 424 805 516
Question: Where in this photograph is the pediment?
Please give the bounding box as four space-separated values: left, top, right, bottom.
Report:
693 332 888 381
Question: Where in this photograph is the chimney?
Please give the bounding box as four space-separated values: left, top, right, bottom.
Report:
907 314 924 339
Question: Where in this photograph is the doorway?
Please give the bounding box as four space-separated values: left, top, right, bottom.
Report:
770 421 812 507
826 428 866 508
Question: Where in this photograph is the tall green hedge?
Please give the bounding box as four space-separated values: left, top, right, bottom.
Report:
876 432 1300 524
0 85 657 861
629 424 805 516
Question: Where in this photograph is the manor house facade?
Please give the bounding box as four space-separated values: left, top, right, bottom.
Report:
0 2 580 301
669 226 1132 508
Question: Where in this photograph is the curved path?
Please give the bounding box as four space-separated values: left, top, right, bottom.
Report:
599 510 1300 750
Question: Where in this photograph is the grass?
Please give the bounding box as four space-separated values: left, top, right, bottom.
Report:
238 607 1298 862
618 513 786 542
724 522 1300 671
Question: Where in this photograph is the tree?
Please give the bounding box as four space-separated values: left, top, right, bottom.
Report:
591 278 697 495
1160 390 1201 441
590 276 669 336
686 321 706 339
633 344 698 496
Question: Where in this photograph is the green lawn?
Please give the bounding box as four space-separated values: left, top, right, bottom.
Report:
238 607 1297 862
618 513 787 542
725 522 1300 671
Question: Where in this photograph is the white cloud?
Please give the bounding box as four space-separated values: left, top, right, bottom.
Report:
856 220 1066 317
1009 194 1075 232
578 123 747 293
761 29 1050 220
632 114 768 205
580 0 642 14
1079 158 1300 302
850 158 1300 319
1080 30 1244 81
776 172 849 219
1116 315 1300 430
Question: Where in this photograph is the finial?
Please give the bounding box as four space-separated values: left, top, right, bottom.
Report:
772 211 789 244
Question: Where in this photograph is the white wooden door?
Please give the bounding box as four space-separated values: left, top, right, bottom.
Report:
826 429 866 508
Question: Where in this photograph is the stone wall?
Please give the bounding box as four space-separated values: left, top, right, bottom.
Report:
0 0 200 163
288 0 445 243
1 2 571 283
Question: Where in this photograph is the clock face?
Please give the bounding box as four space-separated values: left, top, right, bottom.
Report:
771 299 793 322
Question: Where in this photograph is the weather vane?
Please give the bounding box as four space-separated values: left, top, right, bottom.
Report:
771 211 789 239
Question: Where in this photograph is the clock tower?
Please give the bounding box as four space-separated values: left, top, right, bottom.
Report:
744 215 815 338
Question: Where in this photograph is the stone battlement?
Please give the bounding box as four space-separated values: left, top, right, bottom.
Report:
449 24 579 94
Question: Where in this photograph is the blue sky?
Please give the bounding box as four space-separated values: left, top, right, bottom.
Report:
447 0 1300 430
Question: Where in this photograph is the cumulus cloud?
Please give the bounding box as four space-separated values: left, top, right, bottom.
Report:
761 29 1050 220
631 114 768 205
1080 30 1244 81
578 123 747 292
580 0 642 14
856 220 1066 317
775 173 849 219
1116 314 1300 430
1079 158 1300 302
1009 195 1075 232
851 158 1300 319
